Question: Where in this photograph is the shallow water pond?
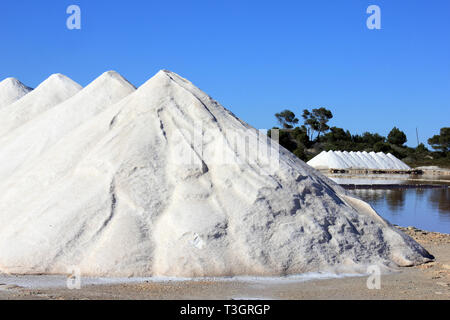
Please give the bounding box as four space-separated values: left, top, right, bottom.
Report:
349 188 450 234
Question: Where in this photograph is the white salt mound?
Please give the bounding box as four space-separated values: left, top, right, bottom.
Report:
0 71 136 182
0 70 431 277
0 74 82 137
307 151 411 170
0 77 32 109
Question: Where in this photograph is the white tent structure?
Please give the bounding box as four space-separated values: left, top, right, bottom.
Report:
307 151 411 170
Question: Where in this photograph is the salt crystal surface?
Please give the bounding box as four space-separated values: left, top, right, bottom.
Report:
0 70 429 277
0 78 32 109
0 74 82 137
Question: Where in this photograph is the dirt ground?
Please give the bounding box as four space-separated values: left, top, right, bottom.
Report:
0 226 448 300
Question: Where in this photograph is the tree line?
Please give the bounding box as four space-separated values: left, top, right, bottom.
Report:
269 108 450 168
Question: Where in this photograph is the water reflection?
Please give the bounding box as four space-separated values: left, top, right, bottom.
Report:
350 187 450 234
428 188 450 214
415 188 426 200
385 190 406 213
350 189 385 203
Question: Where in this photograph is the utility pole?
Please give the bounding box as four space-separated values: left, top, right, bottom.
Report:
416 127 419 146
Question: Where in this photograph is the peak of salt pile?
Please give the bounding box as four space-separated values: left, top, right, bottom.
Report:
0 71 136 182
307 151 411 170
0 70 431 277
0 77 32 109
0 74 82 137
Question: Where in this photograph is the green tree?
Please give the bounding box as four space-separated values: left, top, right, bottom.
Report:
278 130 297 152
275 110 299 129
416 143 428 153
323 127 352 143
428 127 450 153
361 132 385 145
387 127 407 146
302 109 317 140
293 145 307 161
291 126 311 147
373 141 392 153
302 107 333 140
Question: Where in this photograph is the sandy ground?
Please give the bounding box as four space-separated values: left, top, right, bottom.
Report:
0 226 448 300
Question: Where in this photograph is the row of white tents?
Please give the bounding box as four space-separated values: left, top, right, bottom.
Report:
307 150 411 170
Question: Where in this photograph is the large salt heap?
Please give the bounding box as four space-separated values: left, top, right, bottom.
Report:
0 78 32 109
0 74 82 137
0 71 136 182
0 70 432 277
307 151 411 170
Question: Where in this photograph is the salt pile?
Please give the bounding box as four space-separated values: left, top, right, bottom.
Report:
0 78 32 110
0 74 82 137
0 71 135 182
0 70 432 277
307 151 411 170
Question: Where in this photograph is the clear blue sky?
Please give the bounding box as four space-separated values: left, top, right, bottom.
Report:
1 0 449 147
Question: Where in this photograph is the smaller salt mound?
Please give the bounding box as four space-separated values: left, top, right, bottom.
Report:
0 74 82 137
306 151 328 169
359 151 380 168
346 152 365 168
351 152 372 169
342 151 360 168
386 153 411 170
334 151 353 168
0 71 136 182
370 151 393 169
307 151 411 170
0 78 32 109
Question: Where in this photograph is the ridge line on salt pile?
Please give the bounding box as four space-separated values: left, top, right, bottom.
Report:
0 70 136 183
101 70 137 90
0 70 433 277
0 73 83 137
0 77 33 110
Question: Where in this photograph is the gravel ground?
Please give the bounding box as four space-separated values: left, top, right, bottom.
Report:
0 227 448 300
